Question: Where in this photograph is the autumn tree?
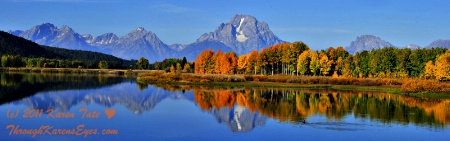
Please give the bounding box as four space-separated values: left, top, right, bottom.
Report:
310 51 319 75
237 54 248 74
281 43 292 75
170 65 175 73
319 54 333 76
217 51 232 74
214 50 224 74
195 50 215 74
434 51 450 80
335 57 344 76
424 60 435 79
333 46 349 60
183 63 191 73
297 50 310 76
247 50 259 74
176 63 182 73
227 52 238 74
258 49 269 75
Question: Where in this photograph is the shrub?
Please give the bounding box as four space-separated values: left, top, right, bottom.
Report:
244 75 268 82
401 80 446 93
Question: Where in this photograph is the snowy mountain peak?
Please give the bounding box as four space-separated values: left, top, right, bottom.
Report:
406 44 420 49
194 14 283 54
91 33 118 46
135 27 146 32
236 17 248 42
82 34 93 43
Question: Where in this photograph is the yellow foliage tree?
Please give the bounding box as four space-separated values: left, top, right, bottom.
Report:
434 52 450 80
237 54 248 74
182 63 191 73
424 60 435 79
176 63 182 73
297 50 310 75
335 57 343 75
170 65 175 73
319 55 333 76
310 51 319 75
247 50 259 74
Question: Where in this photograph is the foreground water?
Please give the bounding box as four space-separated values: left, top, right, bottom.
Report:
0 72 449 141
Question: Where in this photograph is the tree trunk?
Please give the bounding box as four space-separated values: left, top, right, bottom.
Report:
271 63 274 75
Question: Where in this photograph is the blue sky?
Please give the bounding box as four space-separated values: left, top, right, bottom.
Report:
1 0 450 50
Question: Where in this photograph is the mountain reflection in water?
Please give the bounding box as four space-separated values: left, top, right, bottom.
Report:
1 73 449 133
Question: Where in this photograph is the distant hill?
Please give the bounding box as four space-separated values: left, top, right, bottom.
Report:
426 39 450 48
345 35 393 54
0 31 131 68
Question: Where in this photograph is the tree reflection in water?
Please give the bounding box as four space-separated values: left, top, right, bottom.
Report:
188 87 450 129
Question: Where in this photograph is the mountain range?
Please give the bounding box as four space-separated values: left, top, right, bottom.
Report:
0 31 131 68
8 14 283 61
6 14 450 61
345 35 450 54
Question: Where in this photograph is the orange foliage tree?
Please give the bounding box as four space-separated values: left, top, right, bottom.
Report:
195 50 215 74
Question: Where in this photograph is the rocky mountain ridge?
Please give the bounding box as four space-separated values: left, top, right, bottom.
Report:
8 14 283 61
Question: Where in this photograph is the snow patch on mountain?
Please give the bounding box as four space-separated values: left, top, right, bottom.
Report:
236 18 248 42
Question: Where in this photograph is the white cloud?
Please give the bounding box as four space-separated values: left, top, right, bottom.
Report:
151 4 196 13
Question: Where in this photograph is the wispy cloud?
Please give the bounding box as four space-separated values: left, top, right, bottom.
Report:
10 0 102 2
273 27 351 34
151 4 196 13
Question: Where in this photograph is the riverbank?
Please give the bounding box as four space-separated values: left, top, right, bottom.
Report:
136 71 450 94
0 67 158 76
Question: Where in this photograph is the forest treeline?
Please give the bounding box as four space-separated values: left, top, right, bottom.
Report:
194 42 450 80
1 54 131 69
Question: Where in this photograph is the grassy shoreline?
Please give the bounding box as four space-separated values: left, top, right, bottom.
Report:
0 67 158 75
136 71 450 95
136 72 407 94
141 80 403 93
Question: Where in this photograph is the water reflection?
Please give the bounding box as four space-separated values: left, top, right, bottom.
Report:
1 73 449 134
0 72 133 104
156 85 450 130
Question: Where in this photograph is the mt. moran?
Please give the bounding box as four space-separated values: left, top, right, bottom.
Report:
194 14 283 55
8 14 283 61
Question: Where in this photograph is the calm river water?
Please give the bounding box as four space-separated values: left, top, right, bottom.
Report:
0 72 449 141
